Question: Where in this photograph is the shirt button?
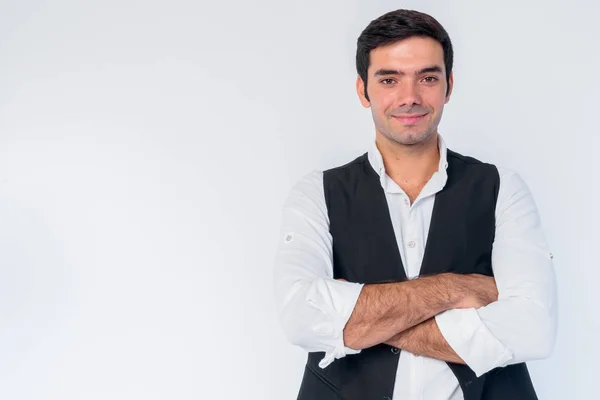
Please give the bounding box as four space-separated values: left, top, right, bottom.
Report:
390 347 400 355
408 240 416 248
404 198 409 206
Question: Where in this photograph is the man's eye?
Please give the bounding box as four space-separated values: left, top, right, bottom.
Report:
380 79 396 85
422 76 438 83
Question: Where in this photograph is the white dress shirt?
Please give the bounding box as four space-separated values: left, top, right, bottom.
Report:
273 135 557 400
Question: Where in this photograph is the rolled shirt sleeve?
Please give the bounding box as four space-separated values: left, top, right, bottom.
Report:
273 171 364 368
435 168 557 377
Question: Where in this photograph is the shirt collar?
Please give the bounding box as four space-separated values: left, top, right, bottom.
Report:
367 134 449 195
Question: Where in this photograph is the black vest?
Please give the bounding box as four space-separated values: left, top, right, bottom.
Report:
296 150 538 400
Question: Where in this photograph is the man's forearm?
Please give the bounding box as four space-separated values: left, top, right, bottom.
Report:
343 273 459 350
384 318 465 364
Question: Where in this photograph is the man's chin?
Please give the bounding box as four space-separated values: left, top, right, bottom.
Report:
388 131 434 146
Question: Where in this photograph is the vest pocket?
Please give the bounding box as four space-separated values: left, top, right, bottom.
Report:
297 364 345 400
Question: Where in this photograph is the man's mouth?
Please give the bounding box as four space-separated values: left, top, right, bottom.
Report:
392 114 427 124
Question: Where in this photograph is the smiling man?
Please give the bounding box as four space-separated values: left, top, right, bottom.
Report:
274 9 557 400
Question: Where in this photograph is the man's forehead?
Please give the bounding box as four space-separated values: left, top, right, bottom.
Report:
368 37 444 71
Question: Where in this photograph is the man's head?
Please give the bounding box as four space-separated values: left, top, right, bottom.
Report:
356 9 454 146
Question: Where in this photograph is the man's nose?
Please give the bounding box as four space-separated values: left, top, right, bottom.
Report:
397 82 422 108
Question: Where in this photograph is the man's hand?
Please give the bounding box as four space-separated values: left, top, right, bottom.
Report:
452 274 498 309
385 318 465 364
383 274 498 365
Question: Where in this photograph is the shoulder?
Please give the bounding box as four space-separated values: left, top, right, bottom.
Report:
446 150 533 210
286 152 370 204
495 166 532 208
286 170 324 206
323 153 369 178
447 149 497 170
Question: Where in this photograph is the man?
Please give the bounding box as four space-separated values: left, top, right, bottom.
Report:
273 9 556 400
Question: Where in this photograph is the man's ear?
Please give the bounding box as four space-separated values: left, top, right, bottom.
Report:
445 71 454 103
356 75 371 108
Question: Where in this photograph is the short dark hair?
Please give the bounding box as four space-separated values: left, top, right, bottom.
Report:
356 9 454 101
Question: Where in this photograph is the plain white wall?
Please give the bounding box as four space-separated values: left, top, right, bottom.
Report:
0 0 596 398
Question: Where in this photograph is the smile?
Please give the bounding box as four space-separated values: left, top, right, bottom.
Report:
392 114 427 124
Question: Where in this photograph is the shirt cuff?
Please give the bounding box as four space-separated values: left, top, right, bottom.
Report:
435 308 514 377
306 279 364 368
318 344 362 369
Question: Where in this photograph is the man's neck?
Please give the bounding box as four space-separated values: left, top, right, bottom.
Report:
376 132 441 200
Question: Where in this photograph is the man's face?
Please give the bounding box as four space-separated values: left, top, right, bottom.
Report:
356 36 453 146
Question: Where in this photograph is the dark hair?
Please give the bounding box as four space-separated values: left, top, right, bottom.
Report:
356 9 454 101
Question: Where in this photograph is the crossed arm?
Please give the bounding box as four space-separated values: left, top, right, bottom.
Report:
385 317 463 364
339 272 498 365
274 170 557 375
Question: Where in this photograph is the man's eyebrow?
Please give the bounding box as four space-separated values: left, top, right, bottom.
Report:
373 65 444 77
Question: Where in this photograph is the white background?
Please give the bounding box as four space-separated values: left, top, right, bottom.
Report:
0 0 596 398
